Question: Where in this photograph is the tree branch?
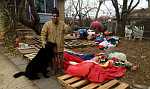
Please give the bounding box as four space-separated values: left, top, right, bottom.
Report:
121 0 127 18
95 0 103 19
128 0 134 11
128 0 140 13
111 0 120 20
83 7 97 18
71 0 79 19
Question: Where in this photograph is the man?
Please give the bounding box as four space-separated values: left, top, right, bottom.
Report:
41 7 69 74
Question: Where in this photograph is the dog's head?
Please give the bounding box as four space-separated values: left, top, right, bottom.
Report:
44 42 57 53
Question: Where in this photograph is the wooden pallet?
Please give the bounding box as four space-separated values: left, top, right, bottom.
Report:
57 74 129 89
34 44 42 49
17 48 38 54
64 41 96 48
24 53 37 60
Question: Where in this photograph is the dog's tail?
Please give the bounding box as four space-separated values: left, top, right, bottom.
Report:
13 72 25 78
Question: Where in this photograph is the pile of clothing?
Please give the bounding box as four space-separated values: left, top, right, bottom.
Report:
63 49 95 70
64 50 132 83
95 35 119 50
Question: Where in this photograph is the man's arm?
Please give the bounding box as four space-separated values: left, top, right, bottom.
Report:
64 23 71 34
40 23 48 48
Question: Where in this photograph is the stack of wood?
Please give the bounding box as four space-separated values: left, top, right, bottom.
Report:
16 35 41 61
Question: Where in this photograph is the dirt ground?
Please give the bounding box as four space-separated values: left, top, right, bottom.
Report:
71 38 150 86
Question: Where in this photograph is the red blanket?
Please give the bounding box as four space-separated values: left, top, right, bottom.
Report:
63 52 83 70
66 61 126 83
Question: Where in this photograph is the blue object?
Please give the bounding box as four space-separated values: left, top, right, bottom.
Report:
95 36 104 43
107 38 118 45
78 29 88 38
79 53 95 60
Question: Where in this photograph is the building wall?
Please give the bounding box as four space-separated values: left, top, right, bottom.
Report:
36 0 65 23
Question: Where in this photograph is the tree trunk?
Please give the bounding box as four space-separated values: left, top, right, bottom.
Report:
116 20 123 36
111 0 140 37
120 16 127 36
148 0 150 8
78 14 83 26
120 0 127 36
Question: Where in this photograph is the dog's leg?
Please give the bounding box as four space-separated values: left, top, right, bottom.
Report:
41 66 50 78
25 72 40 80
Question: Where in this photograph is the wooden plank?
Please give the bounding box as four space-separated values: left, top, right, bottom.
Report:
24 53 37 60
57 74 72 80
24 53 37 56
114 82 129 89
71 80 89 88
64 77 81 84
34 44 42 49
81 83 99 89
16 28 32 31
17 47 36 50
18 48 38 54
97 79 119 89
34 47 40 51
57 75 74 89
30 45 40 50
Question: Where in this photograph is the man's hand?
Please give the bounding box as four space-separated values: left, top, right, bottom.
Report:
42 41 46 48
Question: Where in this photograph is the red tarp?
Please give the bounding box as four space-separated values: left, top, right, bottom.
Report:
66 61 126 83
63 52 83 70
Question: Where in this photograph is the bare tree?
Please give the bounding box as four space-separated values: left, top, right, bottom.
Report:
111 0 140 36
65 0 104 26
95 0 104 19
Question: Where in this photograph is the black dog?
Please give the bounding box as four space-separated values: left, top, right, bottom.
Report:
13 42 57 80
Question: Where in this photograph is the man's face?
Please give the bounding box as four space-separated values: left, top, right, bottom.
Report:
52 14 59 24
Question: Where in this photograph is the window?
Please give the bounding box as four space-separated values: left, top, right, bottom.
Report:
35 0 55 13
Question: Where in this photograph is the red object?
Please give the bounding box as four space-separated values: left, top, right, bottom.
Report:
66 62 94 77
66 61 126 83
63 52 83 70
104 31 112 36
88 63 126 82
90 21 104 32
97 45 104 49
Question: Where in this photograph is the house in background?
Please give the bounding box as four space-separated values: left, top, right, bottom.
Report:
128 6 150 38
34 0 65 23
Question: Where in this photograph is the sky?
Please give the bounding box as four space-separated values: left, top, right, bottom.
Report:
65 0 148 18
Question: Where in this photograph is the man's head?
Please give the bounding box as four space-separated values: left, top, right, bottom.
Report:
52 7 59 24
